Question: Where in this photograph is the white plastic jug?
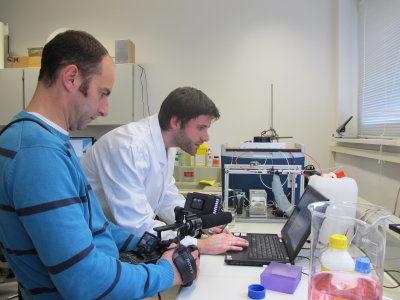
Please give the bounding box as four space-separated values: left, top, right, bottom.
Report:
308 174 358 203
308 174 358 244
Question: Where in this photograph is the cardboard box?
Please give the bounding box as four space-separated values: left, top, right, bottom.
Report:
115 40 135 63
28 47 43 57
11 56 29 68
28 56 41 67
11 56 41 68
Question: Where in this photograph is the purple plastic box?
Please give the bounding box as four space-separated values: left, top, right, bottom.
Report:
260 262 302 294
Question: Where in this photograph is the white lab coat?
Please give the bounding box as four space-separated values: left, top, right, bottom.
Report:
81 114 196 245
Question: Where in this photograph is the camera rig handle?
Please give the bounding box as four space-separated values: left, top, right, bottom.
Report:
172 244 199 286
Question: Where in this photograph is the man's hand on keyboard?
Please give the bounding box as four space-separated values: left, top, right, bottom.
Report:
197 233 249 255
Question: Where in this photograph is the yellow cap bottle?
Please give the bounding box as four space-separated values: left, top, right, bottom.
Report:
321 234 355 272
195 144 207 166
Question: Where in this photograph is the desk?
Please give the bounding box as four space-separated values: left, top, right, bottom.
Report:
175 222 400 300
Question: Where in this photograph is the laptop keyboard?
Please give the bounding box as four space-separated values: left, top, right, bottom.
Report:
248 234 286 260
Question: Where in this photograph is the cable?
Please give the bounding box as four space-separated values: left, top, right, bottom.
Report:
137 64 151 117
222 195 236 210
300 151 323 175
296 256 310 261
258 152 274 190
137 65 146 117
143 67 150 116
259 151 290 189
384 284 400 289
234 151 257 173
384 269 400 289
229 152 236 164
232 150 291 189
394 186 400 217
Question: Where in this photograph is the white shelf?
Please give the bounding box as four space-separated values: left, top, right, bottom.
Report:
333 137 400 146
331 145 400 164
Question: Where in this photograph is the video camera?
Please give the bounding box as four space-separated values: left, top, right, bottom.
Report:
119 206 232 286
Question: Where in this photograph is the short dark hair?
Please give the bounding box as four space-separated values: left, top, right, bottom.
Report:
158 87 220 130
38 30 109 93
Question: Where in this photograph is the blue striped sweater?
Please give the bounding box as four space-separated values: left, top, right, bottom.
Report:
0 111 174 299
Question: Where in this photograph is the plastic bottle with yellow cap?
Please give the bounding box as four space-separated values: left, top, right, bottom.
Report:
320 234 355 272
195 144 207 166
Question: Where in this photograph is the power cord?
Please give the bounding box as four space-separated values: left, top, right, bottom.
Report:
137 64 151 117
394 186 400 217
296 256 310 261
384 269 400 289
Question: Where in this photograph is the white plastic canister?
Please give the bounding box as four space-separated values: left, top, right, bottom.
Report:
308 174 358 203
308 174 358 244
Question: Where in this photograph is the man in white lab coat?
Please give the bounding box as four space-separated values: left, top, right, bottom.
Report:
81 87 248 254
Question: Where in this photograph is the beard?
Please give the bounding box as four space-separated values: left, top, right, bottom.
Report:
174 128 198 155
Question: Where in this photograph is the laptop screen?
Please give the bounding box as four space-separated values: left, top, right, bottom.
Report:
281 185 329 261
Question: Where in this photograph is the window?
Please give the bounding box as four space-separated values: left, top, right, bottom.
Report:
358 0 400 137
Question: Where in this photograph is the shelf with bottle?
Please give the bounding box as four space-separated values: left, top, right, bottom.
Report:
176 147 220 168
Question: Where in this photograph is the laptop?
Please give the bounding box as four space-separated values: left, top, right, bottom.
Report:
224 185 329 266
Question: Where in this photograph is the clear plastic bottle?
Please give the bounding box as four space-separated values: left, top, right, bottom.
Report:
212 156 220 167
195 144 207 166
321 234 355 272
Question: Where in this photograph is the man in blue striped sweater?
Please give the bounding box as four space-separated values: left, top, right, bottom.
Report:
0 30 198 299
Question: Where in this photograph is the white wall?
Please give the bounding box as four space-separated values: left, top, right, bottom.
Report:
337 0 358 135
0 0 337 169
333 0 400 216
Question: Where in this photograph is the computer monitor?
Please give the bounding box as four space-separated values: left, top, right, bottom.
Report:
70 137 95 159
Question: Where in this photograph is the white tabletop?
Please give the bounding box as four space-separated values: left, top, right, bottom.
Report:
176 221 309 300
174 221 400 300
177 255 309 300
